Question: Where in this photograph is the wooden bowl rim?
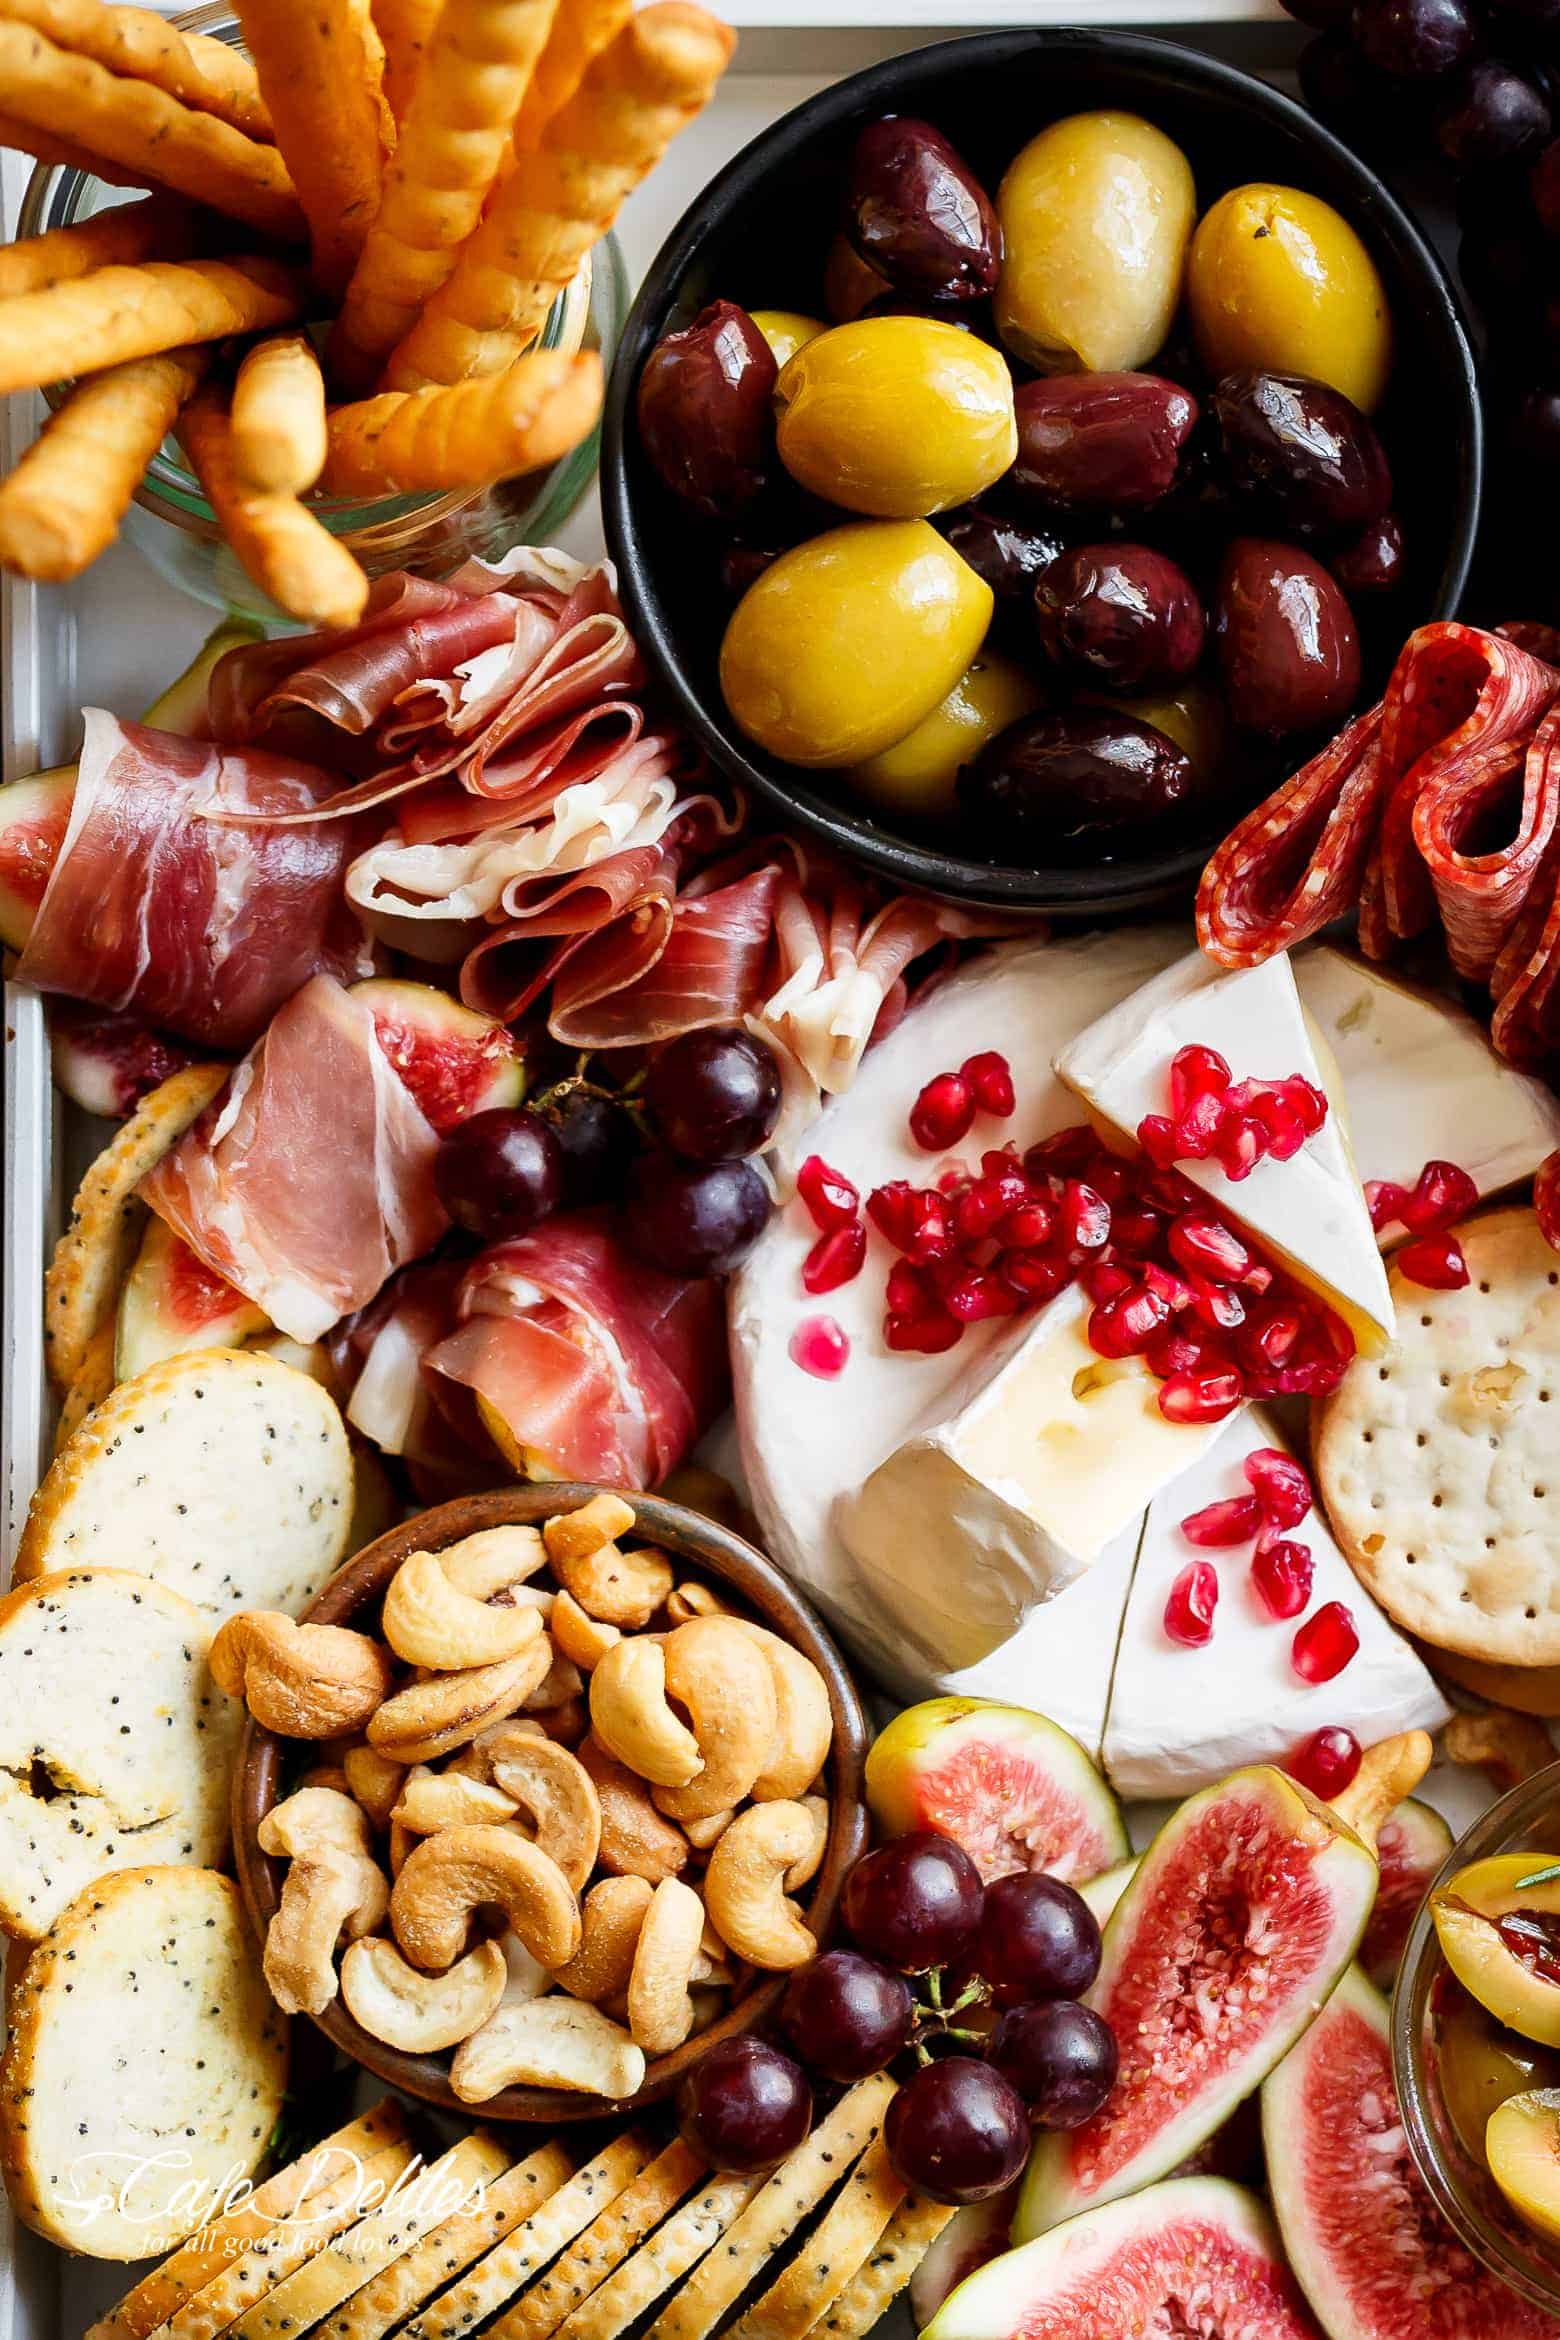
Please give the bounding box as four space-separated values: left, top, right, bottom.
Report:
232 1482 870 2123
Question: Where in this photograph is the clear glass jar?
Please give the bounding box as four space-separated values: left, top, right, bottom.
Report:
13 5 630 627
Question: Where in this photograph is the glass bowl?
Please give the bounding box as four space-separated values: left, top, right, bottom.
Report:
1394 1760 1560 2313
14 5 630 627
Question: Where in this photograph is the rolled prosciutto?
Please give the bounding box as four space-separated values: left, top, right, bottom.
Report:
141 975 446 1342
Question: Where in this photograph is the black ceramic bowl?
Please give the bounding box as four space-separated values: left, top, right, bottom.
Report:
602 29 1482 915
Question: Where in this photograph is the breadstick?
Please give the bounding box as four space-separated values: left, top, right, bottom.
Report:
384 2 733 391
509 0 629 156
179 386 369 630
231 0 386 293
0 345 207 580
0 0 270 139
329 0 561 391
370 0 441 123
0 24 303 239
0 107 157 186
231 331 327 493
0 194 191 301
0 255 302 398
320 346 599 493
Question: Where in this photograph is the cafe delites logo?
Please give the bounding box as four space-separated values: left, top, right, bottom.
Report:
54 2143 486 2248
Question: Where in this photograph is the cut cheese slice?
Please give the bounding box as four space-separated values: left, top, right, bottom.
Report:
1055 948 1394 1352
1101 1408 1449 1800
944 1513 1145 1763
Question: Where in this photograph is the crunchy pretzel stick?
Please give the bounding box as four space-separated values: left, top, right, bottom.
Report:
0 0 271 138
0 256 303 399
230 332 327 493
0 195 192 301
370 0 439 122
0 345 208 580
0 107 146 181
179 384 369 631
320 348 600 493
508 0 629 156
230 0 386 292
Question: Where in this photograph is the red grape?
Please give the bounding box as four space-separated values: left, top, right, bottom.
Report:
884 2057 1030 2203
676 2036 812 2173
645 1027 782 1163
842 1834 984 1974
1435 60 1551 171
987 2001 1120 2128
977 1874 1102 2007
624 1157 773 1276
548 1088 637 1206
781 1951 916 2080
1353 0 1480 78
434 1107 563 1239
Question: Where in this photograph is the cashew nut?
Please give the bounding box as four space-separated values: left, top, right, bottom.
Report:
589 1638 703 1787
654 1619 779 1823
257 1787 391 2016
390 1824 581 1973
1443 1707 1557 1792
366 1641 552 1763
543 1492 636 1566
1327 1731 1434 1851
381 1548 544 1671
437 1524 548 1602
530 1695 588 1748
702 1802 819 1971
787 1794 830 1892
298 1762 351 1794
340 1935 507 2052
683 1809 734 1854
556 1874 654 2003
449 1995 646 2104
490 1737 602 1892
391 1766 519 1834
578 1736 689 1883
523 1646 584 1712
258 1784 378 1866
210 1611 394 1738
551 1590 622 1673
494 1926 553 2007
733 1622 834 1802
444 1717 547 1786
343 1744 407 1830
388 1820 415 1878
666 1579 733 1625
626 1877 705 2055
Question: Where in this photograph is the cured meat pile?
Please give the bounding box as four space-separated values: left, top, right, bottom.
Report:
1198 620 1560 1067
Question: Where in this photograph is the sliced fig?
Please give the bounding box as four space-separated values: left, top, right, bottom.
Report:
1432 1853 1560 2047
1487 2088 1560 2243
1264 1965 1558 2338
48 1001 210 1121
1077 1856 1137 1930
925 2177 1323 2340
865 1698 1129 1886
909 2192 1015 2329
115 1218 269 1382
352 977 524 1134
1360 1797 1453 1989
1018 1766 1377 2235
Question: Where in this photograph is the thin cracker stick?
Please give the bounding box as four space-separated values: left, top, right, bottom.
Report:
490 2139 704 2340
732 2134 906 2340
0 256 303 399
384 1 732 390
320 347 598 494
0 106 165 185
231 0 386 293
802 2198 958 2340
179 385 368 631
542 2172 762 2340
0 25 302 237
231 332 327 493
0 0 270 138
508 0 628 157
329 0 561 391
0 345 208 580
0 195 192 301
369 0 441 123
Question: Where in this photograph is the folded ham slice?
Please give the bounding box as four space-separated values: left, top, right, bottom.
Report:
141 975 446 1342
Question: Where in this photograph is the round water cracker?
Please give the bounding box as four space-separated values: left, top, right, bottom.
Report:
16 1347 354 1618
1315 1205 1560 1666
1430 1645 1560 1717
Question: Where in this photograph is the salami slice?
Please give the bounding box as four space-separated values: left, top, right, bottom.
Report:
1412 707 1560 983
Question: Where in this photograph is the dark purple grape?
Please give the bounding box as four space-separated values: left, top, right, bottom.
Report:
959 709 1200 861
1011 374 1199 509
883 2057 1030 2204
646 1028 781 1163
637 301 777 519
1512 384 1560 475
1353 0 1480 77
1032 544 1204 691
545 1087 637 1207
842 1834 984 1974
677 2037 813 2174
939 506 1067 603
987 2001 1119 2129
781 1951 916 2080
844 117 1000 302
1436 59 1552 168
435 1108 563 1239
1213 538 1362 735
623 1156 772 1276
977 1875 1102 2008
1533 138 1560 240
1212 372 1392 538
1457 216 1550 316
1331 511 1406 595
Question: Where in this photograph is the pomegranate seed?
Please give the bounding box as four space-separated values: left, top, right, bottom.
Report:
1139 1260 1191 1311
1083 1260 1133 1303
1401 1159 1478 1234
1365 1179 1408 1234
998 1202 1052 1249
1244 1447 1312 1530
1089 1284 1171 1359
1287 1726 1362 1800
961 1051 1016 1117
885 1309 962 1355
1158 1367 1246 1425
1251 1538 1314 1620
789 1316 850 1378
906 1204 953 1264
1215 1116 1262 1181
886 1261 929 1315
1243 1307 1302 1370
980 1147 1024 1180
953 1184 1005 1245
1396 1232 1470 1291
1189 1272 1245 1331
1000 1249 1068 1301
1110 1203 1163 1256
1025 1126 1097 1179
943 1269 1018 1323
1175 1092 1227 1159
1249 1088 1307 1162
1242 1261 1274 1297
1137 1114 1181 1170
802 1222 865 1294
1170 1044 1232 1119
1181 1494 1263 1547
1537 1150 1560 1250
1164 1560 1219 1648
868 1181 918 1248
1168 1214 1251 1281
1062 1180 1111 1252
1147 1327 1206 1378
1292 1601 1359 1684
797 1155 859 1232
910 1071 975 1152
1288 1078 1328 1136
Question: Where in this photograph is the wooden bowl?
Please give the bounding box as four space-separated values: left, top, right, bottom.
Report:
232 1483 870 2124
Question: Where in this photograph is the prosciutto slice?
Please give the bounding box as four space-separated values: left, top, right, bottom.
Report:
15 712 374 1049
141 975 446 1342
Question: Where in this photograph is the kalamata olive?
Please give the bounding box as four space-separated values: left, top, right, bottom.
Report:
940 506 1067 602
1212 370 1393 537
1214 537 1362 735
958 708 1200 860
637 300 777 519
1011 374 1199 510
1331 512 1406 595
845 117 1001 302
1034 544 1205 691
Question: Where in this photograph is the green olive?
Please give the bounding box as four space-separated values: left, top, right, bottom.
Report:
775 318 1017 519
1187 184 1391 412
852 650 1041 820
750 309 826 367
719 520 995 769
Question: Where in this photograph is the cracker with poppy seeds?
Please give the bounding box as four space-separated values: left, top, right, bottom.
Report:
492 2139 705 2340
801 2197 958 2339
732 2132 907 2340
538 2171 762 2340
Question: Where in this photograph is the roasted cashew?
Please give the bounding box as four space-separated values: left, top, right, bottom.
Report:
543 1492 636 1566
733 1622 834 1802
494 1926 552 2006
449 1995 646 2104
703 1801 819 1971
343 1744 407 1830
683 1809 734 1853
445 1716 547 1786
381 1548 544 1671
556 1874 654 2003
298 1761 351 1794
390 1824 581 1973
551 1589 622 1672
578 1735 689 1882
1327 1731 1434 1852
258 1783 378 1865
388 1820 415 1878
626 1877 705 2055
654 1619 779 1823
490 1736 602 1892
530 1695 588 1748
665 1579 733 1626
523 1645 584 1712
437 1523 548 1601
589 1638 704 1787
787 1794 830 1891
340 1934 507 2052
257 1786 391 2015
366 1640 552 1763
210 1611 394 1738
1443 1708 1557 1792
391 1766 519 1833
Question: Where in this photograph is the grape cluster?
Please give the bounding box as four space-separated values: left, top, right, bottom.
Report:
674 1833 1120 2206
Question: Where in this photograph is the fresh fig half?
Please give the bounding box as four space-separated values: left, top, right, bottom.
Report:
115 1218 269 1382
865 1697 1129 1885
1018 1765 1376 2236
1264 1965 1558 2338
909 2192 1015 2329
47 1001 210 1122
1360 1797 1452 1990
925 2177 1323 2340
352 977 524 1134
